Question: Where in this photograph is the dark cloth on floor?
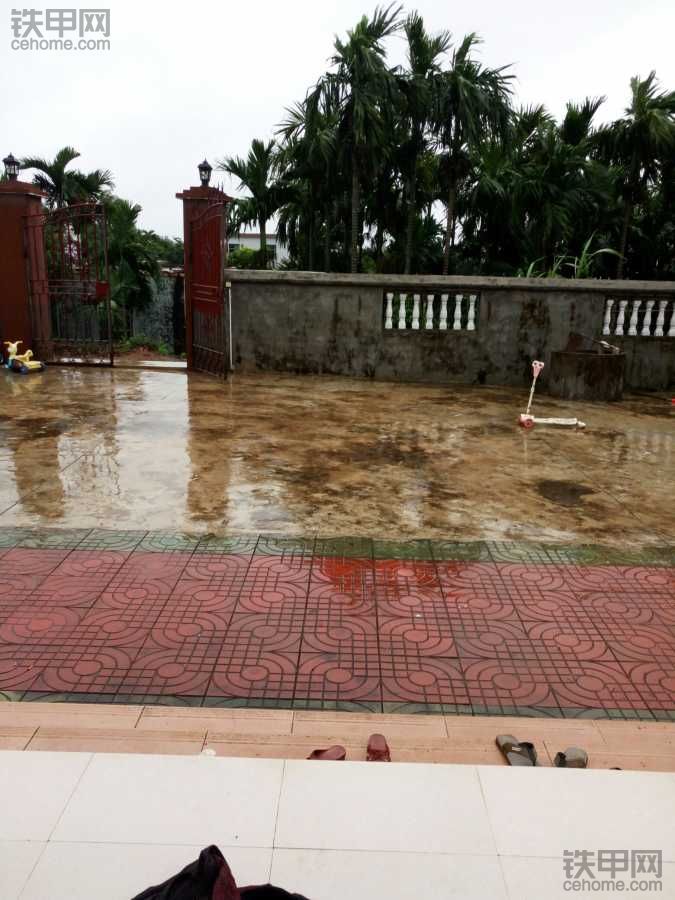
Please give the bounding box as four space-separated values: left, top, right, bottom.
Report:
131 845 310 900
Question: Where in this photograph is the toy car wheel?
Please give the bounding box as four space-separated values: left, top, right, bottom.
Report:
20 364 28 374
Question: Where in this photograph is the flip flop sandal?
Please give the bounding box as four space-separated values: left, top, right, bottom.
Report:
496 734 538 767
554 747 588 769
306 745 346 761
366 733 391 762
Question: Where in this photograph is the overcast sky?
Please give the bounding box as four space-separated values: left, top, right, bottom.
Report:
2 0 673 237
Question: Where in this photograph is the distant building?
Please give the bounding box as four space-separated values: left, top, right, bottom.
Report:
228 231 289 267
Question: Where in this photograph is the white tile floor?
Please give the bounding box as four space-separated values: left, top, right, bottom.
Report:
0 751 673 899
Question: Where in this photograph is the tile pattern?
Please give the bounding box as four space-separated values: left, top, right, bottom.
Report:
0 528 673 716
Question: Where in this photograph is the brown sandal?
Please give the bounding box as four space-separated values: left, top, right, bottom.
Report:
366 733 391 762
306 745 346 761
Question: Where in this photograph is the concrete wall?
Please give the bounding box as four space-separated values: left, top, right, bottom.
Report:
226 271 675 391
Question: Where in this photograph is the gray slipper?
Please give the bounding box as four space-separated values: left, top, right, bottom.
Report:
496 734 538 766
554 747 588 768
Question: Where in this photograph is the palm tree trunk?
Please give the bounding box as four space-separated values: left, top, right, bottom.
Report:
442 182 456 276
616 200 632 279
259 216 267 268
617 152 639 279
324 205 332 272
404 167 417 275
350 163 360 274
307 214 314 271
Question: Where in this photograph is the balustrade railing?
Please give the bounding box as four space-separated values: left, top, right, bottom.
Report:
384 291 479 332
602 296 674 337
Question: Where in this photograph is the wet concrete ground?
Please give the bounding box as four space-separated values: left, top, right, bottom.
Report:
0 367 673 545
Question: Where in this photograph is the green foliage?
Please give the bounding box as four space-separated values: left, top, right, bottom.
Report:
117 334 172 355
140 232 184 267
21 146 114 208
217 10 674 280
105 197 160 314
228 246 261 269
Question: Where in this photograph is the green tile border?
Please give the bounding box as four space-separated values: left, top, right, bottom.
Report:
430 541 491 562
16 528 92 550
0 528 32 549
9 691 674 721
78 529 147 551
373 539 433 561
203 697 295 710
138 532 201 553
314 537 373 559
291 698 382 713
255 534 316 557
195 534 259 555
0 526 670 567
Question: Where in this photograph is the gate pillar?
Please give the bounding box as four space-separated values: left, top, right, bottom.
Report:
176 171 231 372
0 179 46 349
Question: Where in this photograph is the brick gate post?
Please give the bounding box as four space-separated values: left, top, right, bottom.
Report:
0 179 46 350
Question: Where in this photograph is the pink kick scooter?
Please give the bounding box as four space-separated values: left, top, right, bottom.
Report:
518 361 586 429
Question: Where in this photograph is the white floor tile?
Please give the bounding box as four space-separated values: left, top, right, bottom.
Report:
20 842 272 900
479 767 675 860
52 754 284 847
271 848 508 900
0 842 45 899
500 856 675 900
276 761 495 854
0 751 91 840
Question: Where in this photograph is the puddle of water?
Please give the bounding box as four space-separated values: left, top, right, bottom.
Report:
537 479 595 507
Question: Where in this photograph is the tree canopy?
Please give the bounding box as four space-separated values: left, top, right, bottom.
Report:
226 5 674 280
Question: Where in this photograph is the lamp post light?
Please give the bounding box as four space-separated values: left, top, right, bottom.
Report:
3 152 20 181
198 159 212 187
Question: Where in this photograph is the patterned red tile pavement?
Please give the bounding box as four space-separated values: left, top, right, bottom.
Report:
0 529 673 718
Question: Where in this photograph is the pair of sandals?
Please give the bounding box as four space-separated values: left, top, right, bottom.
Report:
496 734 588 768
307 733 391 762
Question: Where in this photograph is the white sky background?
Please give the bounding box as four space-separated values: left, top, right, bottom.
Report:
1 0 673 238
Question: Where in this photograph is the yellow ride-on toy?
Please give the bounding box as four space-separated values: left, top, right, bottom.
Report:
3 341 46 373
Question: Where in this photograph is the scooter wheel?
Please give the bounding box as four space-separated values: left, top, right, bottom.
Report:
520 418 535 429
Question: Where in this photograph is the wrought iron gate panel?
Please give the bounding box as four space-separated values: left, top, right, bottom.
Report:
189 200 228 377
24 202 112 365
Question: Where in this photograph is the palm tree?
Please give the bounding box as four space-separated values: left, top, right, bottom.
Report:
277 86 338 270
21 146 113 208
434 34 513 274
398 12 450 273
597 72 675 277
323 4 401 272
218 139 279 266
105 197 159 325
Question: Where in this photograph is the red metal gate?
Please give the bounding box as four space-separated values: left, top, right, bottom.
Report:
187 199 228 377
24 202 113 365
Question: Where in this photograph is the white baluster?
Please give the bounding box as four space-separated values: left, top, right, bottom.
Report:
412 293 420 330
398 293 407 329
467 294 477 331
453 294 462 330
425 294 434 329
628 298 640 335
668 301 675 337
654 300 667 337
615 299 628 335
385 292 393 329
602 298 614 335
439 294 448 330
641 299 655 336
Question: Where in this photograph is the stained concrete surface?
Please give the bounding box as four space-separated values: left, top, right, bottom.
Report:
0 366 672 544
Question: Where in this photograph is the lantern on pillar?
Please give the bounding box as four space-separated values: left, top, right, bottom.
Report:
198 159 212 187
3 153 20 181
